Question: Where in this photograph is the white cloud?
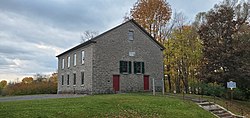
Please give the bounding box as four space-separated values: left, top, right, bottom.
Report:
0 0 223 83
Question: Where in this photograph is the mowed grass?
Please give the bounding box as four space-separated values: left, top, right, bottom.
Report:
0 93 215 118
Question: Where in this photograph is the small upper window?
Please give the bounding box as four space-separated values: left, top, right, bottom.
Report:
128 30 134 41
81 51 85 64
62 58 65 69
67 56 70 68
73 53 76 66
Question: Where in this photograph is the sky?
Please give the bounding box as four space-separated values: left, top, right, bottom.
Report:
0 0 222 83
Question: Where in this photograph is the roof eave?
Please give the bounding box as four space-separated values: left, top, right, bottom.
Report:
56 40 96 57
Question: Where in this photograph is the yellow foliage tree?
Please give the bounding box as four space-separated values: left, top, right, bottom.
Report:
0 80 7 88
22 77 33 84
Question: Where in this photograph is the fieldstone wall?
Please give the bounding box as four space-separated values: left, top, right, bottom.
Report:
92 21 164 94
57 21 164 94
57 44 94 94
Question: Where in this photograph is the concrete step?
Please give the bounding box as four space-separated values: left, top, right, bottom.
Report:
221 116 233 118
199 102 215 106
212 110 227 114
216 112 232 117
208 107 223 112
191 99 207 103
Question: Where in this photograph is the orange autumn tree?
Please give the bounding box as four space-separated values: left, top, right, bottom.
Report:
127 0 172 43
22 77 34 84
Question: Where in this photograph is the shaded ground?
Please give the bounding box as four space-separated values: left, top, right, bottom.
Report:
0 94 86 102
165 93 250 118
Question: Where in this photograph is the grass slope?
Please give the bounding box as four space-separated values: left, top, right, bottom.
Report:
0 93 215 118
176 93 250 117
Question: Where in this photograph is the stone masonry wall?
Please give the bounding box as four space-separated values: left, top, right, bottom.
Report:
57 44 94 94
92 21 164 94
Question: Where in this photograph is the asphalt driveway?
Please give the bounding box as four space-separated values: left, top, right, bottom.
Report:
0 94 86 102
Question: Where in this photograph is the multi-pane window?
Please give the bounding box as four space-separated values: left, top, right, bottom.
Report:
134 61 145 74
73 73 76 85
81 72 84 85
62 59 65 69
81 51 85 64
67 74 70 85
128 30 134 41
73 54 76 66
67 56 70 68
61 75 64 85
120 61 131 74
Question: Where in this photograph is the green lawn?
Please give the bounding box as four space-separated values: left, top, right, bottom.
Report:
0 93 215 118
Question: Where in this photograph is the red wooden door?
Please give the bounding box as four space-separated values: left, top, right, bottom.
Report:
144 75 149 90
113 75 120 92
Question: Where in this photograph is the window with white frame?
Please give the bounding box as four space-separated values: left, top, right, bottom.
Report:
128 30 134 41
81 51 85 64
67 56 70 68
73 53 76 66
62 58 65 69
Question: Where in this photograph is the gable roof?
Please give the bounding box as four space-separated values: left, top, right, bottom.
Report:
56 19 165 57
130 19 165 50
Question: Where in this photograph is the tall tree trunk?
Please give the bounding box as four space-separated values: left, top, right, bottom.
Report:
166 64 171 92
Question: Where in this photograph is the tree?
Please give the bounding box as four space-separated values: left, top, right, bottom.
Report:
49 73 58 84
127 0 172 43
22 77 33 84
232 23 250 98
81 30 99 43
165 25 202 93
196 0 249 86
0 80 7 95
0 80 7 88
34 74 47 82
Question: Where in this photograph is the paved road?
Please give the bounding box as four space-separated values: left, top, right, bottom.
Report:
0 94 86 102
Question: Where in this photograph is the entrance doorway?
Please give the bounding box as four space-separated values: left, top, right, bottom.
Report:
113 75 120 93
144 75 149 90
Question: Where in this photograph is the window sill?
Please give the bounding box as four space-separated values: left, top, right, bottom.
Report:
67 85 70 87
73 85 76 87
81 84 84 87
122 73 129 75
135 73 142 75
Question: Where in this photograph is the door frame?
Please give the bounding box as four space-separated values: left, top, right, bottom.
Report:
112 75 120 93
143 75 149 91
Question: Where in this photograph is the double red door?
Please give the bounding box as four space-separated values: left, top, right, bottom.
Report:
113 75 149 92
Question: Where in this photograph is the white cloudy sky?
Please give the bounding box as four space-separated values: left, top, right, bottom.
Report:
0 0 221 82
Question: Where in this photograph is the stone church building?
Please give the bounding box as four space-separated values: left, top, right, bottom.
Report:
56 19 164 94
